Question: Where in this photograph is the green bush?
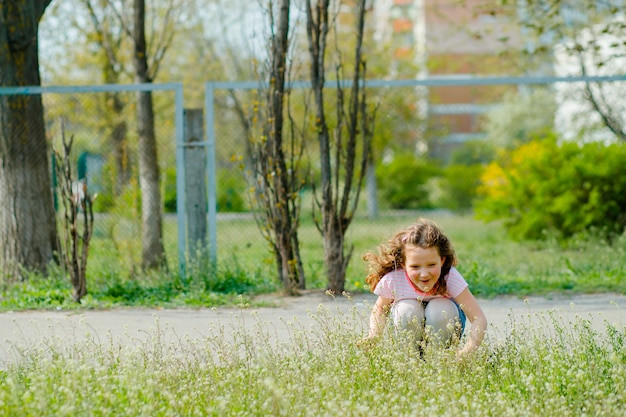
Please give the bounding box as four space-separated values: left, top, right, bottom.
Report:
438 163 485 211
163 165 177 213
449 139 496 166
433 140 493 211
476 138 626 241
217 169 247 212
376 153 440 209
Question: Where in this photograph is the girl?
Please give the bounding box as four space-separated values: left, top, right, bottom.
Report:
361 218 487 356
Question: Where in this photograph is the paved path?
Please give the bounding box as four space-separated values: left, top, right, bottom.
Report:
1 291 625 368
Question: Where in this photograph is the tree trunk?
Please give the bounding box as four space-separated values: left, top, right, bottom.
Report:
270 0 299 294
245 0 305 294
324 216 351 293
133 0 166 270
0 0 58 279
136 89 165 269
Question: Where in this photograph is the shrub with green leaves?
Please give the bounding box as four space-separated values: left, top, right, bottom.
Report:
217 169 247 212
476 138 626 240
376 153 440 209
434 140 494 212
437 163 485 211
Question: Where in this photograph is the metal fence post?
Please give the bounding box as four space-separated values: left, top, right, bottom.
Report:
174 83 187 276
183 109 207 259
205 82 218 266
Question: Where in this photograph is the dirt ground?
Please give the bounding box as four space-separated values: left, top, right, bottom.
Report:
1 291 625 368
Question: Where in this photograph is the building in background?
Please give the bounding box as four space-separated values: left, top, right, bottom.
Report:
372 0 524 161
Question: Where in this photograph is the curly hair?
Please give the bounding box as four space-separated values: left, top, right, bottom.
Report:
363 218 458 295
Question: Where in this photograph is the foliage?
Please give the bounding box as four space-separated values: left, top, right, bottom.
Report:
509 0 626 142
0 269 69 311
368 87 426 156
217 169 247 212
2 301 626 416
163 165 178 213
449 139 496 166
2 214 626 310
432 140 495 211
0 256 277 311
436 164 485 211
376 154 440 209
476 138 626 241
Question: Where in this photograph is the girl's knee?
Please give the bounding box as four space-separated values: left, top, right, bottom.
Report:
424 298 459 329
393 299 424 318
392 299 425 331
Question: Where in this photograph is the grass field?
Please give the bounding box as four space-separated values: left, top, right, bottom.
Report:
1 300 625 416
1 212 625 310
1 213 626 415
164 211 626 296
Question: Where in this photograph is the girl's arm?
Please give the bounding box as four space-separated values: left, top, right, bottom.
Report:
366 296 393 338
454 287 488 356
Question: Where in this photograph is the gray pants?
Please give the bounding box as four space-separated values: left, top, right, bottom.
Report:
391 298 465 346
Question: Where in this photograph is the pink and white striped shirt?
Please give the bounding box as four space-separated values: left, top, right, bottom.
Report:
373 267 468 302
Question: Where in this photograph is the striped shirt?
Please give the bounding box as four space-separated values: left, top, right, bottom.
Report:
373 267 468 302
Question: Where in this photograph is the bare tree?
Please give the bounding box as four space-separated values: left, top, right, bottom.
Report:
572 24 626 141
305 0 375 293
513 0 626 141
53 127 96 303
105 0 185 270
182 0 307 291
245 0 307 294
0 0 59 280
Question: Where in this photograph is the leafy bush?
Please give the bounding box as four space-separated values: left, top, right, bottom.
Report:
376 153 440 209
476 138 626 240
449 139 496 166
437 164 485 211
217 169 247 212
163 165 177 213
434 140 494 211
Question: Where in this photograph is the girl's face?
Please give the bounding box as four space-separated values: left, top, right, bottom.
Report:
404 245 444 293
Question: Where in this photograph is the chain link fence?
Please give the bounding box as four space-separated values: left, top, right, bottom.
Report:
0 83 184 282
1 75 625 287
203 74 626 286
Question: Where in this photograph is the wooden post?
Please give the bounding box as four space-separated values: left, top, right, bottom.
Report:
184 109 207 258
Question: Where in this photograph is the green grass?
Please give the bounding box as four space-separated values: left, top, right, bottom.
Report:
206 212 626 297
2 213 625 415
0 261 277 311
1 302 625 416
1 212 625 311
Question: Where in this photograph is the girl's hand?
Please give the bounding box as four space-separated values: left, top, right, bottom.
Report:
455 345 477 361
454 288 488 354
356 335 380 351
